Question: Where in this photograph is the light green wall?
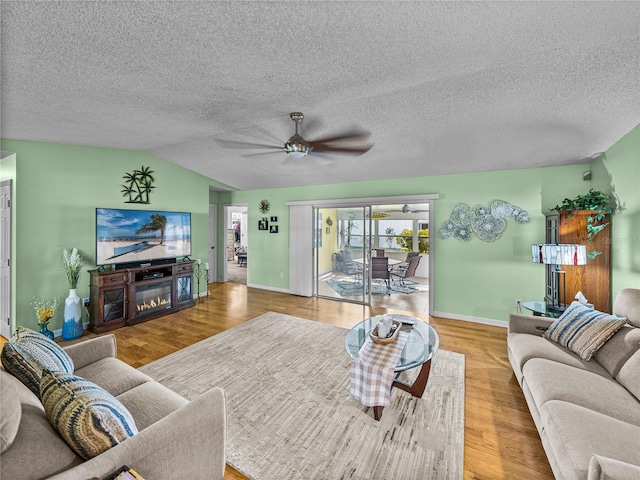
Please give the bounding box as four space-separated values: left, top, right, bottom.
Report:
3 123 638 331
590 124 640 296
0 139 216 333
221 164 591 322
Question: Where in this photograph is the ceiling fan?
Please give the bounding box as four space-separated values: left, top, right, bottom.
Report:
215 112 373 158
385 204 429 214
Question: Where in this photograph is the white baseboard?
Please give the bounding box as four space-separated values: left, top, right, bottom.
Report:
431 311 507 328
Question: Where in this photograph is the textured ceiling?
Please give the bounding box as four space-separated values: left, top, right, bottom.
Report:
1 1 639 190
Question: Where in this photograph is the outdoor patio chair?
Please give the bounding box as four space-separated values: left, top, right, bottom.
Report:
337 251 362 280
391 251 419 272
371 256 391 294
391 255 421 285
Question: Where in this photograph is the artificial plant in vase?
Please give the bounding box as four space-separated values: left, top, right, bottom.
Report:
61 247 84 340
32 297 59 339
552 189 613 259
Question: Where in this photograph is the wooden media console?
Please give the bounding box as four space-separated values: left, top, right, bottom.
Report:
88 261 195 333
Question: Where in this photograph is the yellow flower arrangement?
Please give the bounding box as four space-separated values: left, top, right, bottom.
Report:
32 297 59 325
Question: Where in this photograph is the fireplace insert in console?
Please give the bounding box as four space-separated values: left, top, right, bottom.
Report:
135 280 172 318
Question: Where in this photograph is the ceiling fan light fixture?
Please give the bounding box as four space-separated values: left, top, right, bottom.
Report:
285 133 310 157
287 149 308 158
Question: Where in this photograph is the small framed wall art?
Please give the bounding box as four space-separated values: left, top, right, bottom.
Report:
270 225 279 234
258 219 268 230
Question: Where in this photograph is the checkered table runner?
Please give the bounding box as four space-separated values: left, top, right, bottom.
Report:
348 330 410 407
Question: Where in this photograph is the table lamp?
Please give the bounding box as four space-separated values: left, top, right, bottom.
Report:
531 244 587 311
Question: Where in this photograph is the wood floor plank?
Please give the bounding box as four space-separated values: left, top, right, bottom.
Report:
33 282 554 479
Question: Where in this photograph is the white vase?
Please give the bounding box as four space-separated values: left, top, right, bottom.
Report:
62 288 83 340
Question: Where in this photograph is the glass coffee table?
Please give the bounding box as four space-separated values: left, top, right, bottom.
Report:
345 314 439 420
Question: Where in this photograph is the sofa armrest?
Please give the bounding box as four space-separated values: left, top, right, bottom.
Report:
47 386 227 480
508 314 555 336
62 335 117 372
588 454 640 480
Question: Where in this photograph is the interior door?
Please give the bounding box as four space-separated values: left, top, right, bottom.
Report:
314 205 371 305
208 204 217 283
0 180 11 339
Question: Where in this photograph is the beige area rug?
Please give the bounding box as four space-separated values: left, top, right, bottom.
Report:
139 312 465 480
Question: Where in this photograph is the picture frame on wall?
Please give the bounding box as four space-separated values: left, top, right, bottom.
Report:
270 225 278 233
258 219 268 230
270 216 278 222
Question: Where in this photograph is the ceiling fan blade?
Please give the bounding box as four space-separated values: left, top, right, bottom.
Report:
214 138 282 150
308 129 371 146
242 150 285 157
311 144 373 155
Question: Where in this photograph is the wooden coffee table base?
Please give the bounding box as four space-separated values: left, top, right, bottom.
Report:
372 358 433 421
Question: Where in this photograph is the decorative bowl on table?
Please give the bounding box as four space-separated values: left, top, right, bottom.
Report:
370 320 402 344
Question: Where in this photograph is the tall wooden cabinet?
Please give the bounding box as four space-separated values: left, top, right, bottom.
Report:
546 210 611 313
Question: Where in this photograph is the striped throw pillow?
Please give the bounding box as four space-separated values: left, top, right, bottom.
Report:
544 301 627 361
0 327 74 398
41 370 138 459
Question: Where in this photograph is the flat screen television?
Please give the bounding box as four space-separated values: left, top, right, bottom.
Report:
96 208 191 267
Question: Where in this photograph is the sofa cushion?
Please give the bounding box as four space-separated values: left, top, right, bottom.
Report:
116 381 188 431
613 288 640 328
74 357 152 397
616 349 640 402
40 370 138 460
0 373 22 453
588 454 640 480
541 400 640 480
508 332 609 376
594 324 640 378
544 302 627 361
523 358 640 426
1 327 74 398
0 372 81 480
0 403 82 480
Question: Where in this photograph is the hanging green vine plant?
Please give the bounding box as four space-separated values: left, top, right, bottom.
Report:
121 166 155 204
552 189 613 259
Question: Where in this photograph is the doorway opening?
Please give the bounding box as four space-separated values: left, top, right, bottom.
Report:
224 204 248 284
313 202 431 314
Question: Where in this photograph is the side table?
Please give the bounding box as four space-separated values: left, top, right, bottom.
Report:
521 300 562 318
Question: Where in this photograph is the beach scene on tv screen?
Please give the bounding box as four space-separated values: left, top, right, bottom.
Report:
97 209 191 265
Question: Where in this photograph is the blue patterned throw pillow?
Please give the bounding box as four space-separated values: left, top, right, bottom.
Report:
1 326 74 398
544 301 627 361
40 369 138 459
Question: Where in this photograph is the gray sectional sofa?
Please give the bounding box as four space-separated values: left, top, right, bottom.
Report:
508 288 640 480
1 333 226 480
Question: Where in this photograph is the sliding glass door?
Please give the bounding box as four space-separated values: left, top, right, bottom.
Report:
313 205 371 305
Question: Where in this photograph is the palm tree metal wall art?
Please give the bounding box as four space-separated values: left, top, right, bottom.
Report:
121 166 155 203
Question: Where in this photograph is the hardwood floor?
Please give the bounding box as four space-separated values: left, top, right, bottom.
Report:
16 282 554 480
